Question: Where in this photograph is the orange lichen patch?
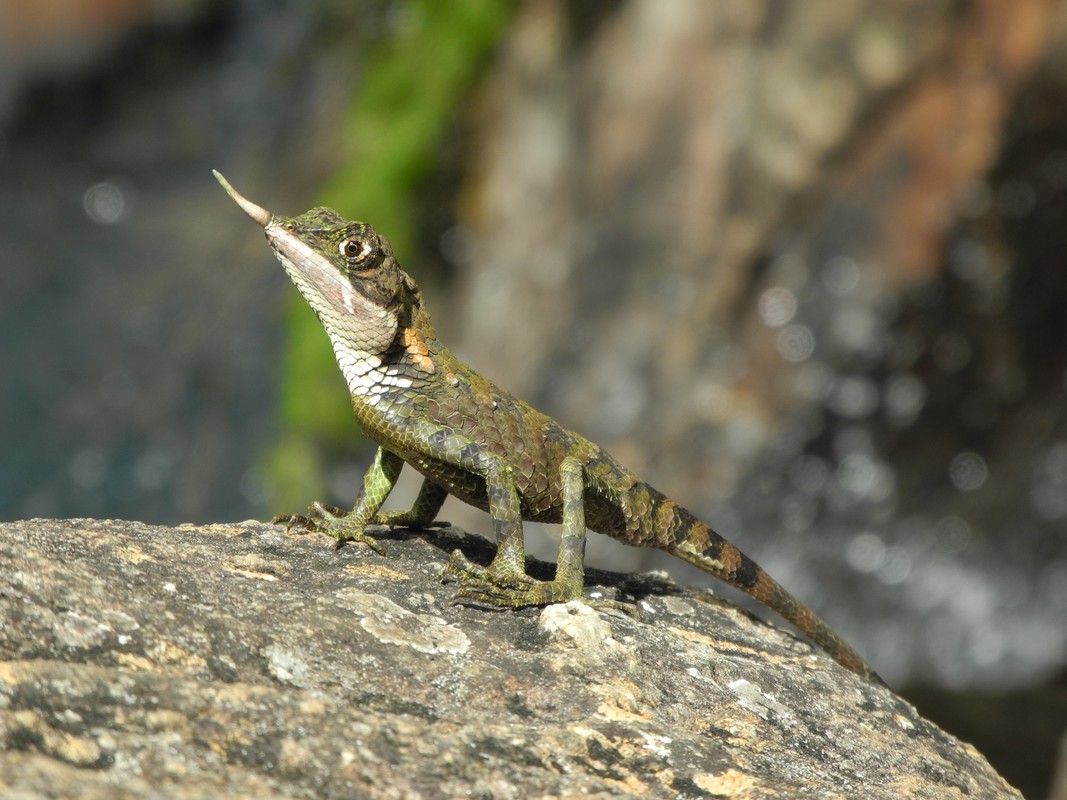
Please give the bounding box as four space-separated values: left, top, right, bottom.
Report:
669 625 787 662
114 652 158 672
343 562 409 582
149 640 208 670
225 553 287 580
692 768 763 796
399 326 436 373
115 544 154 563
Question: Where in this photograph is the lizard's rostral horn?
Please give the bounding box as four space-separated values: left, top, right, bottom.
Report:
213 170 272 228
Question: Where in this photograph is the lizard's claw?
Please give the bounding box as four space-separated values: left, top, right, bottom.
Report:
443 550 572 608
271 513 316 533
272 501 347 533
271 502 385 555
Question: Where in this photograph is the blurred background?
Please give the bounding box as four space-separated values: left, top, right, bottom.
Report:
1 0 1065 794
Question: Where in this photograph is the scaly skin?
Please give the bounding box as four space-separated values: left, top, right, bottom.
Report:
214 171 882 683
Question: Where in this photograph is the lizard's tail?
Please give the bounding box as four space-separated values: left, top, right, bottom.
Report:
664 504 884 684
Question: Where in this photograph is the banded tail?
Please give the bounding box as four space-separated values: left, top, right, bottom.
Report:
661 500 882 683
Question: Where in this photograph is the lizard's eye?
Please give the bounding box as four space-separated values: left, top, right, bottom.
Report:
340 237 372 263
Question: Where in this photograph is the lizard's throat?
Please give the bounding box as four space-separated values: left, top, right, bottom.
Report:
327 335 418 410
266 228 399 357
264 229 405 406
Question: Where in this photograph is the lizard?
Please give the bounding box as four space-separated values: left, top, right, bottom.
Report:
214 170 882 684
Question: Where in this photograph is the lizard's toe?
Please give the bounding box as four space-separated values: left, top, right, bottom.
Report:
273 502 385 554
271 513 321 534
443 549 484 580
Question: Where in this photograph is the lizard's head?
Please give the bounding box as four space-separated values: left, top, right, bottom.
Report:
214 171 421 357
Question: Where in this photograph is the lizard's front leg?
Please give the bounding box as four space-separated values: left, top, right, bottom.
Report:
273 446 405 551
447 457 588 607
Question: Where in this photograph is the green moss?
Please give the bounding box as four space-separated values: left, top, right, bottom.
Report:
264 433 325 514
268 0 514 508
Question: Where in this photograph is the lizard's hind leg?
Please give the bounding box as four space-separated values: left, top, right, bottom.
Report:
550 456 589 594
446 456 588 607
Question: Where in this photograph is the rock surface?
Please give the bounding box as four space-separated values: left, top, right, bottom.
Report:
0 519 1020 799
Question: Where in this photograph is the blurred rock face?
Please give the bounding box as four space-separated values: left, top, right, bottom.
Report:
3 0 1065 691
451 0 1067 687
0 3 361 524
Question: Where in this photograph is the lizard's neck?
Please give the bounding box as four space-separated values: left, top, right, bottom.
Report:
327 303 448 412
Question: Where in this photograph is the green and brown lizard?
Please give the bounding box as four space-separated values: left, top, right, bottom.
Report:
214 171 881 683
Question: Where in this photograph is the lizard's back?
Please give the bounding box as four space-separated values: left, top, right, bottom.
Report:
362 341 708 558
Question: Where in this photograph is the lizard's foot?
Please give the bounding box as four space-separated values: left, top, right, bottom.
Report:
272 502 385 554
443 549 580 608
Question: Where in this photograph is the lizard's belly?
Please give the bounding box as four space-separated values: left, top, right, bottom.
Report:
404 451 569 524
406 451 491 513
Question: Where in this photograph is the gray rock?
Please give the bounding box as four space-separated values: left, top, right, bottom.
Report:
0 519 1020 798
